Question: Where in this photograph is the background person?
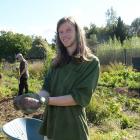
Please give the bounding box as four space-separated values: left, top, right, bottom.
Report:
16 53 29 96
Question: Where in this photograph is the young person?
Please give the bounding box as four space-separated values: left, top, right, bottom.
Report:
14 16 100 140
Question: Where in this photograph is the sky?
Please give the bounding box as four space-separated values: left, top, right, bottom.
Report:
0 0 140 43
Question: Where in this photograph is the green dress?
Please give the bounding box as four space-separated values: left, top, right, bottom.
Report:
40 56 100 140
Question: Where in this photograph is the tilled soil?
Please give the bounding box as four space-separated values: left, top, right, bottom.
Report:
0 96 44 139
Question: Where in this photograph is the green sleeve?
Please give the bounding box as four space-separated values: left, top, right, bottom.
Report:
42 68 52 92
71 58 100 107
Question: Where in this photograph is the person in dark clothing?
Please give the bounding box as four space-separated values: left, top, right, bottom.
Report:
16 53 29 96
0 73 2 85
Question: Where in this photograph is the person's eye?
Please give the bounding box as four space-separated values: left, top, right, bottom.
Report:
59 31 63 35
67 29 72 33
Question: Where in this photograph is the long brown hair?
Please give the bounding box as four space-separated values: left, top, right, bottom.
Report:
52 16 94 67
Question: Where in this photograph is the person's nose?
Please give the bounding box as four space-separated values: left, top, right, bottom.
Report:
61 32 67 37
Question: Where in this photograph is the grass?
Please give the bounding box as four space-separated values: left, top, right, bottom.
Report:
0 60 140 140
97 37 140 65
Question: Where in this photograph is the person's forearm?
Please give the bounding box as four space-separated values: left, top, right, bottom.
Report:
48 95 77 106
39 90 77 106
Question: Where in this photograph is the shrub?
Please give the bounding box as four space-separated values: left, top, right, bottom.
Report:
86 96 110 125
120 116 135 129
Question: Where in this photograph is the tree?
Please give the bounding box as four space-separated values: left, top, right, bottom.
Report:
84 24 97 39
105 7 118 40
83 24 99 47
106 7 117 27
130 17 140 36
114 17 128 44
84 24 111 45
27 36 48 59
51 33 57 48
0 31 32 61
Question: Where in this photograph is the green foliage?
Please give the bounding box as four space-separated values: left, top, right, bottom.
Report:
86 96 110 125
86 63 140 139
125 98 140 112
123 36 140 48
106 100 122 116
27 36 48 59
0 31 32 62
86 34 98 47
128 81 140 89
28 78 43 93
28 61 44 79
97 37 123 65
114 17 128 44
120 115 135 129
97 37 140 65
27 46 47 59
90 124 132 140
99 62 140 91
43 45 56 74
0 75 18 98
131 17 140 36
84 24 110 45
0 61 44 97
1 60 140 139
112 130 132 140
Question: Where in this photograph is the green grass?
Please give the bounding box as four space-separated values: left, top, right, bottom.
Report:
97 36 140 65
0 61 140 140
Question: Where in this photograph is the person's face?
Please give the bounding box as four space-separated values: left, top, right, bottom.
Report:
16 56 22 62
58 22 77 48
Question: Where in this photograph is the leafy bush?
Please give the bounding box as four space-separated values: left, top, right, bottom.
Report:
120 116 135 129
86 96 110 125
125 98 140 113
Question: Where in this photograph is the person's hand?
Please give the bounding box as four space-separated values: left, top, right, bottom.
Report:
38 90 50 99
13 93 42 114
38 90 50 105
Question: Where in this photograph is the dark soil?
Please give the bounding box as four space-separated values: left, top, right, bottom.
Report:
0 96 44 139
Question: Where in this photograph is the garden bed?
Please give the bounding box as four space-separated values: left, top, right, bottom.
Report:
0 97 43 139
